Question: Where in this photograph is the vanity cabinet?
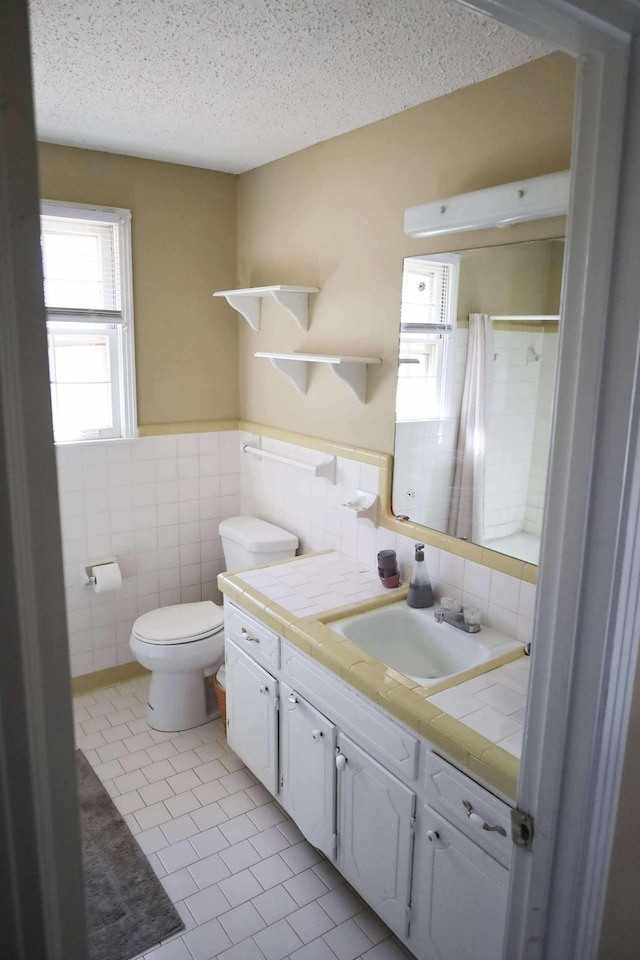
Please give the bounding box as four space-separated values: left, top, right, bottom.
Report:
225 639 279 794
223 599 514 960
279 681 336 859
414 807 509 960
336 733 416 937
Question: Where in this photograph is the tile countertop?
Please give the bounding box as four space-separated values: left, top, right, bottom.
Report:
218 551 529 803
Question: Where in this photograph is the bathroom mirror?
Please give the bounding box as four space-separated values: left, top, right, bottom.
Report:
392 237 564 566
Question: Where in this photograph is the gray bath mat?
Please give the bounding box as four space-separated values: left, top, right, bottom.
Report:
76 749 184 960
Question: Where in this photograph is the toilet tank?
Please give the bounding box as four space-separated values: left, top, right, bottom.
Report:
219 516 298 571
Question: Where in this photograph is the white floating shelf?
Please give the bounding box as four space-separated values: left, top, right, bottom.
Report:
213 285 319 332
255 352 381 404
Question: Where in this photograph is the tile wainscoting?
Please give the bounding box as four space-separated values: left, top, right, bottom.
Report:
238 431 535 646
57 431 240 677
57 427 535 678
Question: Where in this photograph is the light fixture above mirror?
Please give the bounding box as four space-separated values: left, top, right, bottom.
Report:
404 170 570 239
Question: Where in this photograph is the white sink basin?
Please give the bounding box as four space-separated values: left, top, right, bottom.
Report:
331 603 522 687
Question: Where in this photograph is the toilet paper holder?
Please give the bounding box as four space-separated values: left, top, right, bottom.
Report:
82 555 119 587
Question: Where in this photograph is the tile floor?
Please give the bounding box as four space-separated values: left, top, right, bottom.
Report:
74 676 413 960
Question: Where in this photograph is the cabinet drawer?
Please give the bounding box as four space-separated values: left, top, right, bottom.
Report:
426 752 512 868
283 643 418 781
225 600 280 669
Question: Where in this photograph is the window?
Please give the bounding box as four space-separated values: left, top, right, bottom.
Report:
40 201 137 442
395 255 459 422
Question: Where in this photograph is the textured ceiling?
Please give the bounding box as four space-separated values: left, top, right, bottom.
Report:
29 0 551 174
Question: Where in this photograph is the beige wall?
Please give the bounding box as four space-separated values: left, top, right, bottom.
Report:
38 144 239 427
456 239 564 322
237 53 575 453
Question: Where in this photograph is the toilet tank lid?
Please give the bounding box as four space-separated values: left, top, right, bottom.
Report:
219 516 298 552
133 601 224 643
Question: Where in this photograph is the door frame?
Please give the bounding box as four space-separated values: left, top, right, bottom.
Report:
0 1 88 957
456 2 640 959
2 0 640 958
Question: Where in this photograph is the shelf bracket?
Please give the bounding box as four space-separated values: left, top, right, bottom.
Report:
271 289 310 332
269 357 308 394
224 293 261 332
328 360 368 404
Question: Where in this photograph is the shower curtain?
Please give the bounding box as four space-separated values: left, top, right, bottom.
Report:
447 313 493 543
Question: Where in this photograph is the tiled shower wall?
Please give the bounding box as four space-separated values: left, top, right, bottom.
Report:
484 330 543 543
56 432 240 677
58 427 535 678
393 329 558 547
524 333 558 536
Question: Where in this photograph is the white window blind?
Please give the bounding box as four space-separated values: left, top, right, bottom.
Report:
41 207 123 322
401 259 453 328
396 255 460 422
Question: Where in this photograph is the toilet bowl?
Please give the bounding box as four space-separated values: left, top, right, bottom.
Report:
130 515 298 731
130 601 225 731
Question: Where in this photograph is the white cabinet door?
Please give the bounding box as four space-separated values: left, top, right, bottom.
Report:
225 639 279 795
279 682 336 859
415 806 508 960
336 733 415 938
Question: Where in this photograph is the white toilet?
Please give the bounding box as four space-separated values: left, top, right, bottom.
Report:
130 515 298 731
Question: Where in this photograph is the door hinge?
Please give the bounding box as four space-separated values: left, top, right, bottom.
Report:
409 815 417 835
511 808 535 851
275 695 280 711
280 773 284 789
405 901 413 935
332 832 338 861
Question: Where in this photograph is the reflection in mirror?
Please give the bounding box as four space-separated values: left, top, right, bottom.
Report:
393 238 564 566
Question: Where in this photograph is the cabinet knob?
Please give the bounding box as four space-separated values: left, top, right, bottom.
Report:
312 729 323 741
288 694 299 704
335 753 347 772
259 684 268 695
426 830 440 843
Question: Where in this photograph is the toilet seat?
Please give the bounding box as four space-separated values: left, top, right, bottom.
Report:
132 601 224 646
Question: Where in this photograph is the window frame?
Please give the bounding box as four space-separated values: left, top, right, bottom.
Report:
40 199 137 443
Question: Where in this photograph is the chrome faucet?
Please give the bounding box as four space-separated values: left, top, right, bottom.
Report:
434 599 481 634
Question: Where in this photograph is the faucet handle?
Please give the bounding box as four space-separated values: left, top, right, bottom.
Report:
439 596 458 611
463 605 481 627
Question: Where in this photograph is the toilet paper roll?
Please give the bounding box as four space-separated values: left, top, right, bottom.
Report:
92 561 122 594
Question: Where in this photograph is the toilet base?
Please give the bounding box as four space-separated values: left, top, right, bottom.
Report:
147 669 220 732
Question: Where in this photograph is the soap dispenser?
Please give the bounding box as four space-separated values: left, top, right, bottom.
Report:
407 543 434 608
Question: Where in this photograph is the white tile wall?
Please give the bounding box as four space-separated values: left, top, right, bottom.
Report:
57 432 240 677
390 327 558 556
484 329 558 547
392 420 457 531
239 433 534 644
524 332 558 537
484 331 542 543
57 427 535 677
